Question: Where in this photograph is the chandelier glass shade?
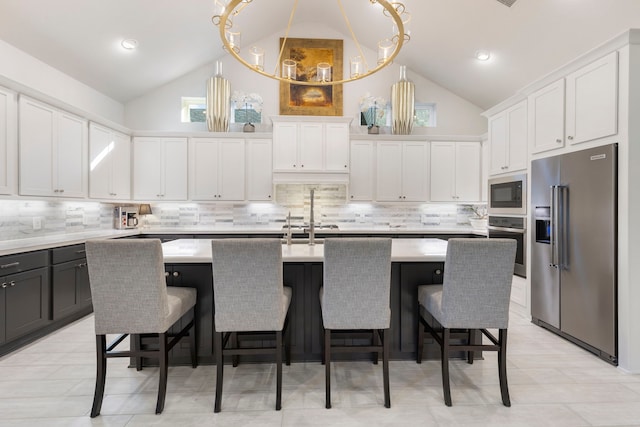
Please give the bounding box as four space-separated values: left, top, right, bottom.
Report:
211 0 410 86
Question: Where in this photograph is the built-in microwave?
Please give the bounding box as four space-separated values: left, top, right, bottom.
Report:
488 174 527 216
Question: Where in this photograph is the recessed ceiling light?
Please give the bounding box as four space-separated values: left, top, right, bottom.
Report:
121 39 138 50
475 50 491 61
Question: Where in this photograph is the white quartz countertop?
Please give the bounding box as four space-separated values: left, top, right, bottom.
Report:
0 230 140 256
162 238 448 263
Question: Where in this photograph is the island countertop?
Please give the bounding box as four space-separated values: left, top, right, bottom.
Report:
161 238 448 263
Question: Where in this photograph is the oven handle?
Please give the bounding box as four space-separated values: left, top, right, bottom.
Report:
488 226 526 234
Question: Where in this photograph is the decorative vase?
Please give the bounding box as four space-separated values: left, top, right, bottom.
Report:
206 61 230 132
391 65 414 135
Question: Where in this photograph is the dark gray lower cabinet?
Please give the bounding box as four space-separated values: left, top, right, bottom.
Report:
1 250 50 349
51 244 91 320
157 260 445 366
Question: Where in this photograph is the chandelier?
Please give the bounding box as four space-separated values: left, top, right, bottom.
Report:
211 0 410 85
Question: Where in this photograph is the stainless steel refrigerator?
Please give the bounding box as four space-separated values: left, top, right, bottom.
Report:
531 143 617 365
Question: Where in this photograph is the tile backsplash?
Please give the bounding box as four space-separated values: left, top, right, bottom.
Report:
0 186 485 241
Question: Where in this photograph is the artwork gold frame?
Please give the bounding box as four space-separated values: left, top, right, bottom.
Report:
279 38 343 116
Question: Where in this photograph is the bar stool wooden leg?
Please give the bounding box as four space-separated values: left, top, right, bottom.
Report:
417 317 425 364
324 329 332 409
156 333 168 414
90 335 107 418
276 330 283 410
498 329 511 407
214 332 224 413
382 329 390 408
442 328 452 407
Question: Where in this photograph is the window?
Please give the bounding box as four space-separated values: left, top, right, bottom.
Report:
414 103 437 127
181 97 206 123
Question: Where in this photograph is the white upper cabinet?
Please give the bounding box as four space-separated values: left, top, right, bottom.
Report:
488 99 527 176
19 96 87 198
189 138 245 201
565 51 618 145
349 140 375 201
376 141 428 202
246 139 273 201
529 79 566 154
528 51 618 154
430 141 481 202
272 118 349 174
0 86 17 195
88 123 131 200
133 137 187 200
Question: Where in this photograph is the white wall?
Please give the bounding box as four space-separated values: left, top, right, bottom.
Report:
0 40 124 125
125 23 486 135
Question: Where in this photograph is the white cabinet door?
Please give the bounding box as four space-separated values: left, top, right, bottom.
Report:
566 51 618 145
19 97 87 197
298 123 323 171
133 137 187 200
430 142 456 202
0 87 16 195
488 100 527 175
529 79 565 154
273 122 298 171
402 142 428 202
247 139 273 201
89 124 130 199
488 113 507 175
110 132 131 199
218 138 245 200
56 112 87 198
455 142 481 202
431 141 481 202
189 138 220 200
376 142 403 201
162 138 188 200
19 97 56 196
325 122 349 172
349 140 374 201
507 101 527 172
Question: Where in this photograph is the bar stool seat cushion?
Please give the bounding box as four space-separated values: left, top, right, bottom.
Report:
417 285 444 325
165 287 198 331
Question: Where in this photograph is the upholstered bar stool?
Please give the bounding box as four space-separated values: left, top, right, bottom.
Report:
85 239 197 417
211 239 292 413
320 238 392 409
416 238 516 407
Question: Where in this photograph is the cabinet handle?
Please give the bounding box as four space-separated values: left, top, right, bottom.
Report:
60 189 64 193
172 271 179 277
568 135 574 140
556 139 562 143
1 261 20 269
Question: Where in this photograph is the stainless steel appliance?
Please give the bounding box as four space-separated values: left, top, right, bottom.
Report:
488 216 526 277
531 143 617 365
114 207 139 229
488 174 527 216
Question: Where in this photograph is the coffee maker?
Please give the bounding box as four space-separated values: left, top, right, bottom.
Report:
114 207 139 229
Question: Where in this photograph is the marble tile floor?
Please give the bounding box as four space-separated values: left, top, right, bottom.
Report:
1 277 639 426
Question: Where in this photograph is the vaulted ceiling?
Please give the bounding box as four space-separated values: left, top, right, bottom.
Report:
1 0 640 110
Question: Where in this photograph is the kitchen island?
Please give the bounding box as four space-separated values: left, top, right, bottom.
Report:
159 238 449 364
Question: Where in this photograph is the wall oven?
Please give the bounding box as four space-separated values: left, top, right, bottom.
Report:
488 215 526 278
488 174 527 216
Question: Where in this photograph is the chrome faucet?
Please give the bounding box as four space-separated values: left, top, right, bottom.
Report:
308 188 316 246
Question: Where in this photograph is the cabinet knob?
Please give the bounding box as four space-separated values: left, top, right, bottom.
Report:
165 271 170 277
403 196 406 199
344 165 347 168
1 282 6 288
398 196 402 199
9 281 15 287
350 195 354 199
568 135 574 140
301 164 304 168
435 269 442 275
556 139 562 143
60 189 64 193
172 271 179 277
293 164 296 168
268 195 272 199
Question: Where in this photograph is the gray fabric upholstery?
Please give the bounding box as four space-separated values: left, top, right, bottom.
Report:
85 239 197 335
321 238 392 330
211 239 291 332
418 238 516 329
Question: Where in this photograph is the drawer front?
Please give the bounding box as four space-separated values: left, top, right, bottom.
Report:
51 244 86 264
0 250 48 274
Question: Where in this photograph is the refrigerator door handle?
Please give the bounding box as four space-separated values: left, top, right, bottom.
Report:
550 185 560 268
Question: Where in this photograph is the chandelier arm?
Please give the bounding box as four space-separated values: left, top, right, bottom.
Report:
274 0 300 76
216 0 405 85
337 0 370 73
